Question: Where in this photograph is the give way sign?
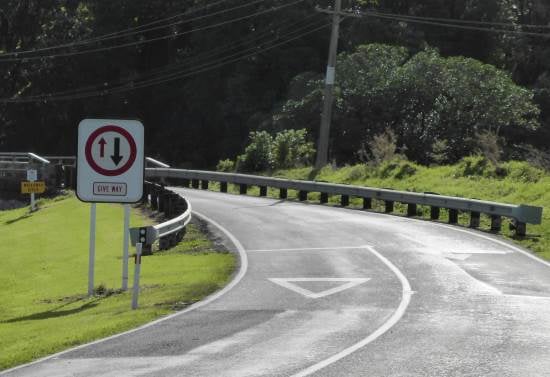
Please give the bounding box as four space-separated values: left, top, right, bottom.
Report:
77 119 144 203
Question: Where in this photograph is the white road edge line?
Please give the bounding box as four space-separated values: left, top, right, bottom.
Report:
0 210 248 376
247 246 367 252
290 245 413 377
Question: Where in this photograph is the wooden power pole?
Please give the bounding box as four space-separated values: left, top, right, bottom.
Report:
315 0 342 169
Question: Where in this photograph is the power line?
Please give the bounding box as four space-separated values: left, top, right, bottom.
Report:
0 0 307 63
365 9 550 29
362 11 550 38
6 15 323 100
0 0 264 58
1 20 329 102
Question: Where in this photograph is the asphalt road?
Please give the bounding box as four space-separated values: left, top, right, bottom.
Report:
4 188 550 377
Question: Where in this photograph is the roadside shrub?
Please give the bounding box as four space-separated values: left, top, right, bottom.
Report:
501 160 544 183
236 129 315 172
475 131 503 166
273 129 315 169
377 158 418 179
236 131 274 172
216 159 235 172
368 128 397 165
430 139 449 165
454 155 496 178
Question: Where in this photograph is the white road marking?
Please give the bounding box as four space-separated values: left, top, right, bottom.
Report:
268 278 370 299
291 245 413 377
0 209 249 376
247 246 368 253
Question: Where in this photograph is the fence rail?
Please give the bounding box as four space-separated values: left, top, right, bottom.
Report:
145 168 543 236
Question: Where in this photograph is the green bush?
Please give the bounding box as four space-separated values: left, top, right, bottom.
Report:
236 129 315 172
454 156 496 178
273 129 315 169
501 160 544 183
377 158 418 179
237 131 274 172
216 159 235 172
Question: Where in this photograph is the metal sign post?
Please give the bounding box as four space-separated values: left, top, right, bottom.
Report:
88 203 97 296
132 242 143 310
122 204 130 291
27 169 37 211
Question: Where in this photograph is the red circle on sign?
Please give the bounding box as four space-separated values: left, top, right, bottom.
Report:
85 125 137 176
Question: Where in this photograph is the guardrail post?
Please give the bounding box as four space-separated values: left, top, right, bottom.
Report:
220 181 228 193
514 222 527 237
341 195 349 207
363 197 372 210
239 184 248 195
182 178 190 188
191 179 199 189
259 186 267 197
299 190 308 201
150 188 159 210
469 212 480 228
448 209 458 224
407 203 416 217
141 183 149 204
200 180 209 190
491 215 502 232
280 188 287 199
158 192 167 213
385 201 394 213
430 206 440 220
320 192 328 204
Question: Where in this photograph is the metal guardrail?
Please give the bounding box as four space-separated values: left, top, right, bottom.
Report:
0 152 50 164
130 181 192 252
145 168 543 236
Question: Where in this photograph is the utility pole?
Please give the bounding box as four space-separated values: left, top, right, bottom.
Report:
315 0 342 169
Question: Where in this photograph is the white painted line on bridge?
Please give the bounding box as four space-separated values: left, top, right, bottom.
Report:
268 278 370 299
290 245 413 377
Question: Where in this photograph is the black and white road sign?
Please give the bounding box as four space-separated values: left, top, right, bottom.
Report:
77 119 144 203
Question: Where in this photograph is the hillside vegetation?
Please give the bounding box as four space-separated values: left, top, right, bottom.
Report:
270 157 549 261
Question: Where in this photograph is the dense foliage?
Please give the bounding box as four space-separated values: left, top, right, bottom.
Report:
1 0 549 167
273 44 540 164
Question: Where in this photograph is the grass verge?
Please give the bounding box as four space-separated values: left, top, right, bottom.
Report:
0 193 235 370
265 159 549 261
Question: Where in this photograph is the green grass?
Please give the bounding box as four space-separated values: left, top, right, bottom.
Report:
262 158 549 261
0 194 235 370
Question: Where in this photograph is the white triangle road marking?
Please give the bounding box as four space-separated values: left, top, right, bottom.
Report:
268 278 370 299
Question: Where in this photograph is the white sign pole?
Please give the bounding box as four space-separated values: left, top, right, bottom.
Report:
132 242 142 310
122 204 131 291
88 203 97 296
27 169 37 212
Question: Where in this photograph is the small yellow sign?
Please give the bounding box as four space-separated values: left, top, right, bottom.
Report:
21 181 46 194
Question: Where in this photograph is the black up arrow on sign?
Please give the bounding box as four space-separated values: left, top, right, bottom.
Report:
111 137 123 166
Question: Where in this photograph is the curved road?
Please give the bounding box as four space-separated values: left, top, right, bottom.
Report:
4 188 550 376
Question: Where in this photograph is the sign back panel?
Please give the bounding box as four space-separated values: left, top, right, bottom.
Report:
77 119 144 203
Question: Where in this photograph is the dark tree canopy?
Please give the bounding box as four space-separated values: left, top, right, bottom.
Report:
0 0 549 167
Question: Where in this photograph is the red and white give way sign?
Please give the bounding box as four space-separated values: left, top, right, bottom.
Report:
77 119 144 203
